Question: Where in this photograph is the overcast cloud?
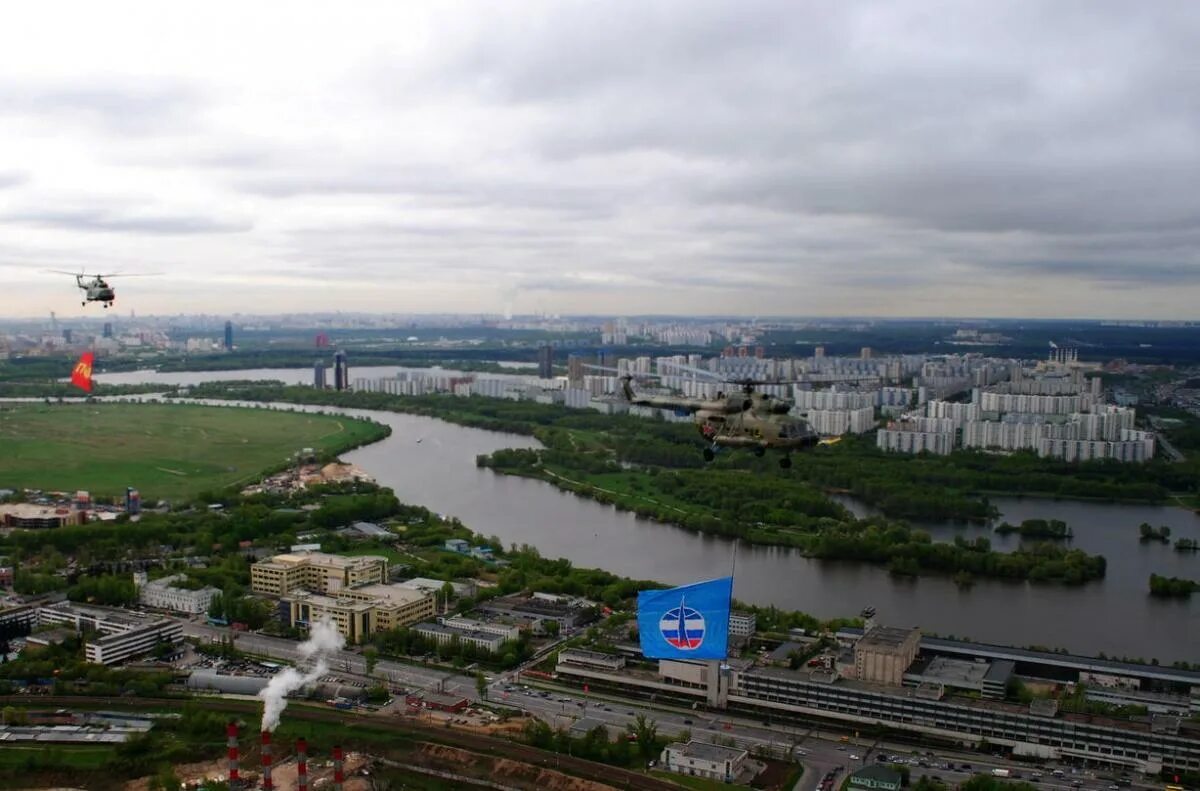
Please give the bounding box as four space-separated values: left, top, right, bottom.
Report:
1 0 1198 319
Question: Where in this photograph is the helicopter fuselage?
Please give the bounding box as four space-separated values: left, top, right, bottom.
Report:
77 277 115 306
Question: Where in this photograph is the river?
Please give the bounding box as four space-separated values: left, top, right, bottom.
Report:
96 368 1200 662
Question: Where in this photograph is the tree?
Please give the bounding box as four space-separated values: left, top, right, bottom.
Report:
543 620 561 637
475 671 487 700
364 646 379 677
626 713 659 763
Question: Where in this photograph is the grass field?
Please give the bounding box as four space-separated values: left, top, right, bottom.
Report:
0 402 386 501
0 744 116 769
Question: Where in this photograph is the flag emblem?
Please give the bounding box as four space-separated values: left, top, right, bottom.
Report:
70 352 95 393
659 599 705 650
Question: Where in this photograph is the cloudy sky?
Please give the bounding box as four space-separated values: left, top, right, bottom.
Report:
2 1 1199 320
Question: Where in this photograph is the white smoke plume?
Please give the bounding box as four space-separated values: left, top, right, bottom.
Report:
258 616 346 732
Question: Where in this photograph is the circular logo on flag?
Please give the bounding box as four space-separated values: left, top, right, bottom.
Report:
659 601 705 650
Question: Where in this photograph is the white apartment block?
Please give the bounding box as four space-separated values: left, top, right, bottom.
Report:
962 419 1046 451
1037 433 1155 463
979 392 1094 415
137 574 220 615
793 389 876 411
876 427 955 456
804 407 877 435
925 400 981 427
907 416 959 434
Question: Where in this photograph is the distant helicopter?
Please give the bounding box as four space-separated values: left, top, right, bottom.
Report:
51 270 156 308
592 364 840 468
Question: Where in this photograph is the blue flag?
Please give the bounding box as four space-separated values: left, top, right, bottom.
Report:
637 577 733 660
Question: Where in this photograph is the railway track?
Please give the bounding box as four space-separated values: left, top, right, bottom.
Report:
0 696 679 791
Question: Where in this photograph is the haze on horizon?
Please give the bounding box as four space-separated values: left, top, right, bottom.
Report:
1 1 1199 321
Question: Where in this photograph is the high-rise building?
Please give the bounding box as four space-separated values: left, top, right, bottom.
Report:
333 350 349 391
314 361 327 389
102 322 113 338
537 344 554 379
224 321 233 351
62 329 73 344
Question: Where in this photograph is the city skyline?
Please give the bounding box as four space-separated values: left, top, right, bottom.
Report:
2 2 1200 319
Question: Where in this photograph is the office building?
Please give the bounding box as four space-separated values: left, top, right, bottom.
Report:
87 619 183 665
728 611 757 641
223 321 233 351
537 344 554 379
136 574 220 615
251 551 388 597
333 350 349 391
412 621 508 653
659 741 749 783
35 602 182 666
314 360 327 389
283 583 435 643
102 322 113 338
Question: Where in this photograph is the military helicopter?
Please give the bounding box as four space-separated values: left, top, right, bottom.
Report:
590 363 840 468
51 271 135 307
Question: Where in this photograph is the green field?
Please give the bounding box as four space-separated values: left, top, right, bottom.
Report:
0 403 386 501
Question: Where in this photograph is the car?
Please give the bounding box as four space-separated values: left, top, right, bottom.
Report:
850 754 861 760
683 719 693 725
837 746 847 751
626 711 634 715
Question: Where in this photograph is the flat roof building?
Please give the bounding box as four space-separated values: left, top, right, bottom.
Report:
251 551 387 597
284 583 434 644
412 621 507 654
137 574 220 615
854 626 921 686
660 740 749 784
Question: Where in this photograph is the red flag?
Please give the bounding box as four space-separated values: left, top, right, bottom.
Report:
71 352 94 393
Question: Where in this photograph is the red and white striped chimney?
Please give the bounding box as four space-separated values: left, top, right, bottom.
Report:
296 738 308 791
227 721 240 786
261 730 273 791
333 744 344 791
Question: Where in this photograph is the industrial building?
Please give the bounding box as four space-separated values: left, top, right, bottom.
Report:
0 503 86 529
555 624 1200 774
251 551 388 597
852 625 921 685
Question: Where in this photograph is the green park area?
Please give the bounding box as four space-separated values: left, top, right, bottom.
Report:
0 402 388 502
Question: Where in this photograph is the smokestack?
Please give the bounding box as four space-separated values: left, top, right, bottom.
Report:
227 721 240 786
296 738 308 791
333 744 344 791
261 730 273 791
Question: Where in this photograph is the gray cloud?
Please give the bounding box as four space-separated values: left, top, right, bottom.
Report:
3 2 1200 317
2 208 251 235
0 78 203 134
0 171 27 189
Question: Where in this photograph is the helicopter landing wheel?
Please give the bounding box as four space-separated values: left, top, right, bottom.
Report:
754 447 765 457
778 455 792 469
702 448 715 462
